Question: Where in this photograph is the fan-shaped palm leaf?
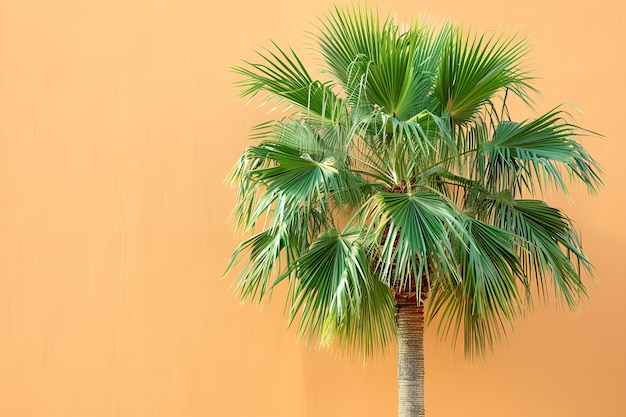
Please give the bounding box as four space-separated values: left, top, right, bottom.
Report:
480 108 603 194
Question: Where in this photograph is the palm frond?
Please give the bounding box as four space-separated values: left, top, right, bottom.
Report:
364 191 464 293
435 27 533 125
317 6 451 120
230 140 340 230
227 201 325 303
316 5 384 107
479 108 603 195
490 197 590 308
401 20 453 118
287 227 396 355
428 217 524 357
233 41 342 121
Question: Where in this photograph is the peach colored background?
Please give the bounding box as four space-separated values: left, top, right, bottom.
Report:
0 1 624 416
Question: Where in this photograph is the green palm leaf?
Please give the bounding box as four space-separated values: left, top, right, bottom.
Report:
435 28 533 125
233 42 341 121
428 217 524 356
491 198 590 308
231 140 340 230
480 108 603 194
317 7 450 120
364 191 464 293
316 5 384 107
287 227 395 355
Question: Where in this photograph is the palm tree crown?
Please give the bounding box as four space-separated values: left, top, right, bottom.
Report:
227 5 602 358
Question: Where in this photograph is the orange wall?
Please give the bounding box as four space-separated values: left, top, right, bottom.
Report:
0 1 624 416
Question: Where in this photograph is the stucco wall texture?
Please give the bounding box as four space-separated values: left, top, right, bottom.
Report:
0 1 624 416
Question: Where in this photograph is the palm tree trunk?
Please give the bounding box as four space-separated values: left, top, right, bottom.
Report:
396 300 425 417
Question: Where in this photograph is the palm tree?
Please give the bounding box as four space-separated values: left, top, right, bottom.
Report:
226 5 602 417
